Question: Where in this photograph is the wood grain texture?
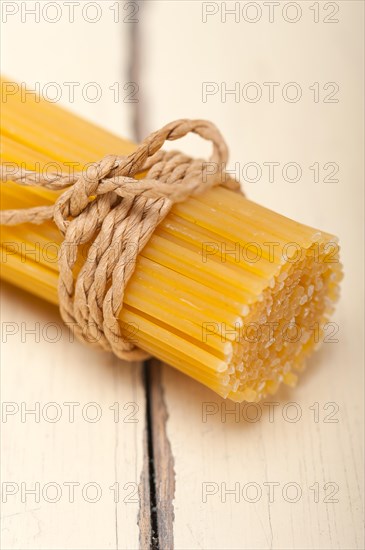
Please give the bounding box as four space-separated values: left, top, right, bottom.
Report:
139 1 364 548
146 360 175 550
1 1 364 549
0 3 147 549
137 410 152 550
0 284 146 550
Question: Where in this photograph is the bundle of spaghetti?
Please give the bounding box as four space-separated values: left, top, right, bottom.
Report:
0 79 342 402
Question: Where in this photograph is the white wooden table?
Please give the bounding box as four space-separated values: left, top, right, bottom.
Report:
1 2 364 548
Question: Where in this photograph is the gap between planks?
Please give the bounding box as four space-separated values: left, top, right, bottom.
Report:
128 7 176 549
138 360 176 550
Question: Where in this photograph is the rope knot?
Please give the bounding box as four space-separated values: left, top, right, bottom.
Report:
54 154 120 235
0 119 241 361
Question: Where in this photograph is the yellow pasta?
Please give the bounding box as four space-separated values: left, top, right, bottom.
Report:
0 78 342 401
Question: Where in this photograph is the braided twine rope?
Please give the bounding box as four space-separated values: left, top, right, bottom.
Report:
0 119 240 360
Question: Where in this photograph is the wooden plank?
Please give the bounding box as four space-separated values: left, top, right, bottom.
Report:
0 0 134 139
0 3 148 549
0 283 146 550
158 341 363 549
139 1 364 548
